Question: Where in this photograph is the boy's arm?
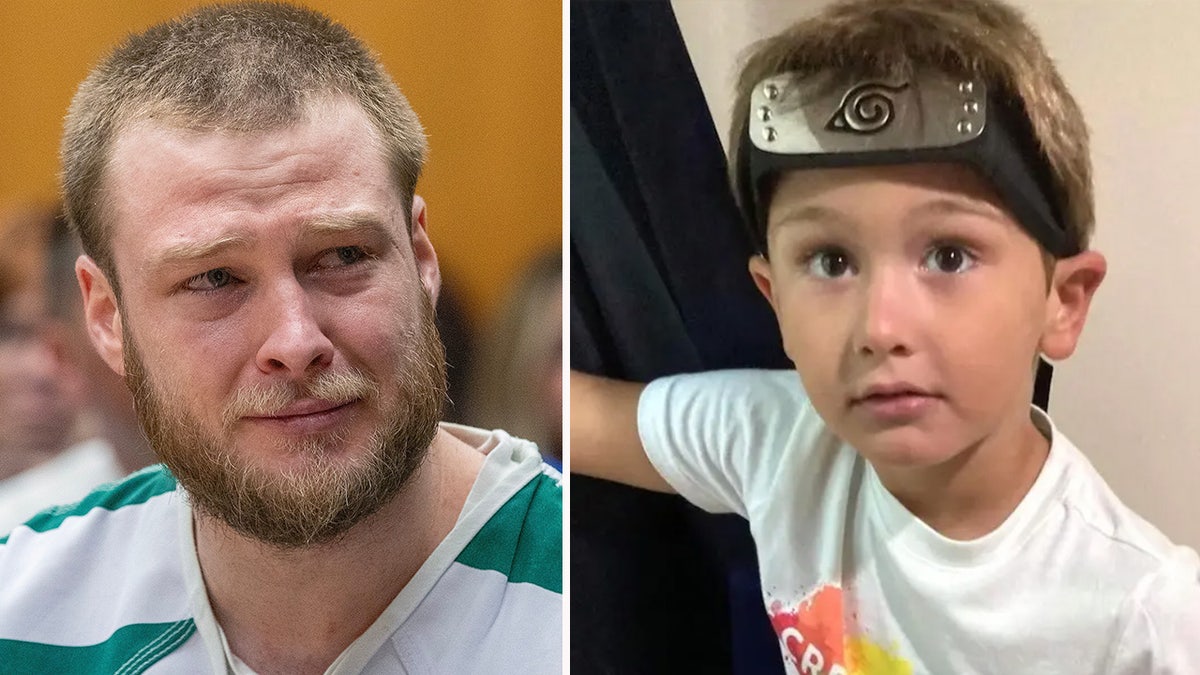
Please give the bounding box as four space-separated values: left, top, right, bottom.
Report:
568 370 675 493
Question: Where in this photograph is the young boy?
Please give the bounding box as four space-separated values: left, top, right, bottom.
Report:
570 0 1200 672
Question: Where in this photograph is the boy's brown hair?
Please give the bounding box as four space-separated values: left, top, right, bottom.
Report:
729 0 1092 253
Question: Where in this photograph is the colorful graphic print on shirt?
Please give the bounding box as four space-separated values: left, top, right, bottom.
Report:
768 584 912 675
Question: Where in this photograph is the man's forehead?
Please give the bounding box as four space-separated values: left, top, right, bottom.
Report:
107 95 386 178
101 99 405 274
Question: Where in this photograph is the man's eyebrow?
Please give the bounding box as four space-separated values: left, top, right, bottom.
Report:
153 232 255 272
150 213 400 274
302 213 399 243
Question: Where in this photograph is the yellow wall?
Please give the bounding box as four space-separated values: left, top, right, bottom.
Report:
0 0 561 324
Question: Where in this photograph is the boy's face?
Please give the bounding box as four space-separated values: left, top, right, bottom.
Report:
749 163 1104 470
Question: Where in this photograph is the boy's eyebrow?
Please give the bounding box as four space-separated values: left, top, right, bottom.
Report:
905 197 1011 226
769 205 858 232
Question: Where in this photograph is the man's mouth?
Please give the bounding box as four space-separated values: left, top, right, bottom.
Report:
254 399 355 419
242 399 359 433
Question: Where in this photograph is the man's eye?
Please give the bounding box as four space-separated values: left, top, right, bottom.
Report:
185 268 235 291
922 244 977 274
335 246 364 265
803 248 855 279
320 246 369 268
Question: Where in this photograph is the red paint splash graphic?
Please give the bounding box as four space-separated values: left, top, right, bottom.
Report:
769 585 845 672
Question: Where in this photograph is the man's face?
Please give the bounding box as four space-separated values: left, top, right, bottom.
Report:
83 96 446 547
750 163 1063 470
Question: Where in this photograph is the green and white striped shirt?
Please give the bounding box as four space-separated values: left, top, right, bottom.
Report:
0 425 561 674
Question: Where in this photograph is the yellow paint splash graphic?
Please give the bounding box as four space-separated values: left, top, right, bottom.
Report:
845 636 913 675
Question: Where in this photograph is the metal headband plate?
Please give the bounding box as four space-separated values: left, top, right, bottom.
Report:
749 72 988 154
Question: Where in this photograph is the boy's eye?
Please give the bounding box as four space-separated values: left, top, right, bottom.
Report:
923 244 976 274
804 248 855 279
184 268 234 291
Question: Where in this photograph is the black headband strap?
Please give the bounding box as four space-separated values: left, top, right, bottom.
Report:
736 70 1076 257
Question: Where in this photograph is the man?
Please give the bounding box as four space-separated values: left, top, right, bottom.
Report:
0 4 562 674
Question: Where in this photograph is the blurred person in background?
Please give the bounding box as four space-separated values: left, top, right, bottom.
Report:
468 250 563 468
45 211 155 473
432 277 477 425
0 203 124 533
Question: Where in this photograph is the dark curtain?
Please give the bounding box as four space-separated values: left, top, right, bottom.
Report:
569 2 1053 673
570 2 787 673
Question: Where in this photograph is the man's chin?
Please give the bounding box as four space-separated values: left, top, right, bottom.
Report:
229 430 364 468
180 452 407 549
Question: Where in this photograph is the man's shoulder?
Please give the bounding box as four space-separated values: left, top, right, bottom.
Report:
387 463 561 674
0 463 186 603
454 466 562 595
0 465 197 674
1 463 179 545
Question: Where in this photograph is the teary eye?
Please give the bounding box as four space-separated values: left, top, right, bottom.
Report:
334 246 365 265
185 268 235 291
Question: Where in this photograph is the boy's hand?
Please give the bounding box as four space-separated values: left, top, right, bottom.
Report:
569 370 675 493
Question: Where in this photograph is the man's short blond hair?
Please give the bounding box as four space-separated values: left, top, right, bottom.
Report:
729 0 1092 252
61 1 428 284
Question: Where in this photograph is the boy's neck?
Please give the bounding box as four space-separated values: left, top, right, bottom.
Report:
872 409 1051 541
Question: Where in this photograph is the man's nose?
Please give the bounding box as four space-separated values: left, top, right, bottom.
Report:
254 280 334 377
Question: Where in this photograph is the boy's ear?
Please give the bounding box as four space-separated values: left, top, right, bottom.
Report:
76 255 127 376
1040 250 1106 361
748 255 779 311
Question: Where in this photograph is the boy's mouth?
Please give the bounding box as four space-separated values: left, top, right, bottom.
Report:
849 382 940 406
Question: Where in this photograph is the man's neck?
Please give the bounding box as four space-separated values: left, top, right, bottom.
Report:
873 407 1051 541
195 427 485 675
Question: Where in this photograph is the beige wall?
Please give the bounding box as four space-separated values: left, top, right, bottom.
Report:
674 0 1200 548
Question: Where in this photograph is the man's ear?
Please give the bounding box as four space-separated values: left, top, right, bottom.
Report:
1040 250 1106 361
409 195 442 307
76 255 126 376
748 254 779 312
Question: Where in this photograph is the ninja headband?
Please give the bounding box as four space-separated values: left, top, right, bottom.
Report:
735 70 1078 257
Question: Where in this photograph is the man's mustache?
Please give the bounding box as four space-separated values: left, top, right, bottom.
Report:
221 369 380 427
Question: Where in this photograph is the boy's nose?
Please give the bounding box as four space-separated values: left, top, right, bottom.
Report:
853 271 914 358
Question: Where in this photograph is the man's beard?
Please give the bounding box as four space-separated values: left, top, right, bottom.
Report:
123 292 447 549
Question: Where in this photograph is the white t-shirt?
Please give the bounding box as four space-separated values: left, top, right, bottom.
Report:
0 424 561 674
638 369 1200 674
